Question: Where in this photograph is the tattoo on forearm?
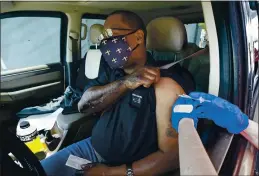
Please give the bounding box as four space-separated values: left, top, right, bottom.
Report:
166 124 177 138
125 75 139 83
82 80 125 110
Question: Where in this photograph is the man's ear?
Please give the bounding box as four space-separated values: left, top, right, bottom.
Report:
135 29 144 44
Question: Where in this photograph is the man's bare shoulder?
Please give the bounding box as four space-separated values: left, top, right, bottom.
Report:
155 77 185 105
154 77 182 151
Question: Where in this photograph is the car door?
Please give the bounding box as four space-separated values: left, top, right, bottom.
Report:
0 11 68 121
212 1 258 175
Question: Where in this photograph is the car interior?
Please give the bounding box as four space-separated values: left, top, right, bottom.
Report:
0 1 236 175
54 14 210 153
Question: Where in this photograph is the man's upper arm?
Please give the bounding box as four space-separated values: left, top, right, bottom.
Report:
155 77 185 152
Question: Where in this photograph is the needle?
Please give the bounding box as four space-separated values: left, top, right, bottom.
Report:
177 94 212 103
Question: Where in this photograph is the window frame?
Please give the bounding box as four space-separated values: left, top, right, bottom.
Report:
81 13 107 20
80 13 107 58
0 11 68 67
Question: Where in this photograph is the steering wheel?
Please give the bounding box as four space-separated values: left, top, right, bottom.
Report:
0 121 46 176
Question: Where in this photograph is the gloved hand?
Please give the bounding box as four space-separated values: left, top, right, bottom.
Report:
171 94 201 132
171 92 249 134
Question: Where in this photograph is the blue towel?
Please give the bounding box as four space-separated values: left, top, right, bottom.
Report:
17 86 83 118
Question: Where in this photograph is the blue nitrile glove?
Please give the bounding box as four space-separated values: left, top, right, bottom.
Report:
171 92 249 134
171 94 201 132
189 92 249 134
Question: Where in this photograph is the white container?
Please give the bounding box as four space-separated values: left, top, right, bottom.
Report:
16 121 45 154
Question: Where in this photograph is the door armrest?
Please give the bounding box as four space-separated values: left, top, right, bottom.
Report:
56 112 89 130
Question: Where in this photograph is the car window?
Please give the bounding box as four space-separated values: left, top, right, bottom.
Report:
250 8 258 74
185 23 207 48
1 16 62 72
81 18 105 58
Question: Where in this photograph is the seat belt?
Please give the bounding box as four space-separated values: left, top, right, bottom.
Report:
67 32 79 88
160 47 209 70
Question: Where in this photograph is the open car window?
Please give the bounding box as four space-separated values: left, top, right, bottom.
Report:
1 15 62 73
185 23 207 48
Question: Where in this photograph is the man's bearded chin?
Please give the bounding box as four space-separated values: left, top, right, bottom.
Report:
122 59 140 74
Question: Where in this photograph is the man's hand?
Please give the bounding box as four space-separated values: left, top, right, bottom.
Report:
124 66 160 89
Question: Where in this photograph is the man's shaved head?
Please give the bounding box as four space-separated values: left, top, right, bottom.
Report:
108 10 147 42
103 10 148 71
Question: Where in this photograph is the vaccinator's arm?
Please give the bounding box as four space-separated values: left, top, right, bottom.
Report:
178 118 218 175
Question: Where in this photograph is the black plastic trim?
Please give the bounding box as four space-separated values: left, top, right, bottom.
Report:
229 2 246 109
82 13 107 19
212 1 233 101
0 67 63 92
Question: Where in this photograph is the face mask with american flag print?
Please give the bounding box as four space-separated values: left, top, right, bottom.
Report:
100 30 139 69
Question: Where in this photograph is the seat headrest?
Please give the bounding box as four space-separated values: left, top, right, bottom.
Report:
146 17 187 52
90 24 104 45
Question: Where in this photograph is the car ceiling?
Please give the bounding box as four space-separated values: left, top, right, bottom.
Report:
1 1 203 24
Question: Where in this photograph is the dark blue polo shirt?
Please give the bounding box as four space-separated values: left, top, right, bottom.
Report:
85 55 195 166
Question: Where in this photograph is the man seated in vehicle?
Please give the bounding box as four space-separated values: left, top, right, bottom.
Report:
41 10 193 176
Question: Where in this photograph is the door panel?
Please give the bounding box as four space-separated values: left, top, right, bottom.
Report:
1 64 63 91
0 64 64 103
